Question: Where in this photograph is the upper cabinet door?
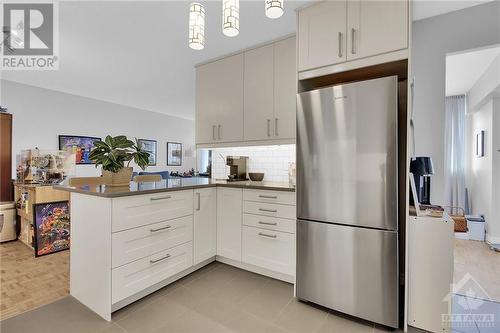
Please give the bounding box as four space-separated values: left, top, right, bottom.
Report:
298 0 347 72
274 37 296 140
347 0 408 60
196 64 219 144
244 44 275 141
216 53 244 143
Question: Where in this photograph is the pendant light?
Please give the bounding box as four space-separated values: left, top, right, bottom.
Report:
222 0 239 37
189 2 205 50
265 0 284 19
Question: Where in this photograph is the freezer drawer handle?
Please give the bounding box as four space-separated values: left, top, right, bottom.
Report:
258 221 278 226
150 195 172 201
258 195 278 199
150 254 171 264
258 232 277 239
150 225 172 232
259 208 277 213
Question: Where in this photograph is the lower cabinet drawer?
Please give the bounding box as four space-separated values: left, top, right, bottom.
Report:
242 226 295 276
112 215 193 268
112 242 193 303
243 213 296 234
243 201 296 220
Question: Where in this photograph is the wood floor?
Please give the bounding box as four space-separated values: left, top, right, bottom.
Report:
0 240 69 320
454 239 500 302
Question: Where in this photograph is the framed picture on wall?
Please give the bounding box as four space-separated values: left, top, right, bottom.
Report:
138 139 157 166
58 135 101 164
167 142 182 166
33 201 71 257
476 130 485 157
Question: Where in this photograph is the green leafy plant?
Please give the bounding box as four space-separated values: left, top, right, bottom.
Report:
89 135 150 173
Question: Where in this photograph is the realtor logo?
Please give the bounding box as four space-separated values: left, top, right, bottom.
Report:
1 1 59 70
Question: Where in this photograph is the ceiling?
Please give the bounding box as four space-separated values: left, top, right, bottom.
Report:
2 0 495 119
446 46 500 96
412 0 494 21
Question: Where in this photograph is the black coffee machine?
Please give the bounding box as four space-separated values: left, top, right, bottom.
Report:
226 156 249 182
410 156 434 205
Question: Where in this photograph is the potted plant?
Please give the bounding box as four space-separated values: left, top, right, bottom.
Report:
89 135 150 186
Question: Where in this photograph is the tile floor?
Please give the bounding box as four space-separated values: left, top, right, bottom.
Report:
1 261 499 333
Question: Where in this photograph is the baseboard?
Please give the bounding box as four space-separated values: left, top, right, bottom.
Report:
216 255 295 284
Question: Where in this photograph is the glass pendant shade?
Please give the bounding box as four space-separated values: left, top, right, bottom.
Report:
222 0 239 37
189 2 205 50
265 0 284 19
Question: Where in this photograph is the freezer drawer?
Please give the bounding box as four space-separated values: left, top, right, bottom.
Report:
296 219 398 328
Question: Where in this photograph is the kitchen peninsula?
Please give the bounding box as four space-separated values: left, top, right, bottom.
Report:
56 178 296 321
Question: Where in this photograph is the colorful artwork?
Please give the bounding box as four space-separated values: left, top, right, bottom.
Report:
138 139 157 166
33 201 70 257
167 142 182 166
59 135 101 164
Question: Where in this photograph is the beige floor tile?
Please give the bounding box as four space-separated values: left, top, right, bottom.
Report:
273 299 329 333
191 297 240 323
218 309 273 333
317 312 374 333
98 323 128 333
177 261 220 286
153 308 219 333
116 297 188 333
167 284 215 309
239 279 293 321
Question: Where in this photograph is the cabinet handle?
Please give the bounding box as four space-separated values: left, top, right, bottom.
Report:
218 125 222 140
338 32 343 58
212 125 217 140
267 119 271 137
258 195 278 199
196 192 201 211
150 195 172 201
259 208 277 213
258 232 277 239
150 225 172 232
150 254 171 264
351 28 357 54
258 221 278 226
275 118 279 136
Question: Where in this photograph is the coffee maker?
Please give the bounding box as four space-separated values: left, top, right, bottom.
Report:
226 156 248 182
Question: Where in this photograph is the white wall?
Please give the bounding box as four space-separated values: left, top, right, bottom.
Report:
412 0 500 205
1 80 196 178
211 145 295 182
466 101 492 226
492 99 500 243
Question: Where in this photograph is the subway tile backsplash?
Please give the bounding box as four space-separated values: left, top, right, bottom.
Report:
211 145 296 182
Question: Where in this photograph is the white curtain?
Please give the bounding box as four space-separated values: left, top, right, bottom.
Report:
444 95 466 209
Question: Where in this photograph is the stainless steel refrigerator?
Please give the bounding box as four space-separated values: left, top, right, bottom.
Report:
296 76 399 328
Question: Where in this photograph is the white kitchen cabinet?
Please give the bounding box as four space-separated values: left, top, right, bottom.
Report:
297 0 408 72
297 0 347 72
274 37 296 140
216 187 242 261
195 54 244 144
244 44 275 141
347 0 408 61
242 226 295 276
193 187 217 265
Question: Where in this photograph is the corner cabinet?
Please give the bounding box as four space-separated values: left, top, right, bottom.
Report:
216 187 243 261
195 54 244 144
193 188 217 265
196 36 296 146
298 0 408 72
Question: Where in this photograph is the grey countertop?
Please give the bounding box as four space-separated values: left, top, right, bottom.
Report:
54 177 295 198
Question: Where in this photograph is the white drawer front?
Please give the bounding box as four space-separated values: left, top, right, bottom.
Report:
243 189 296 205
112 190 193 232
112 215 193 268
242 226 295 276
112 242 193 303
243 201 296 220
243 213 295 234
